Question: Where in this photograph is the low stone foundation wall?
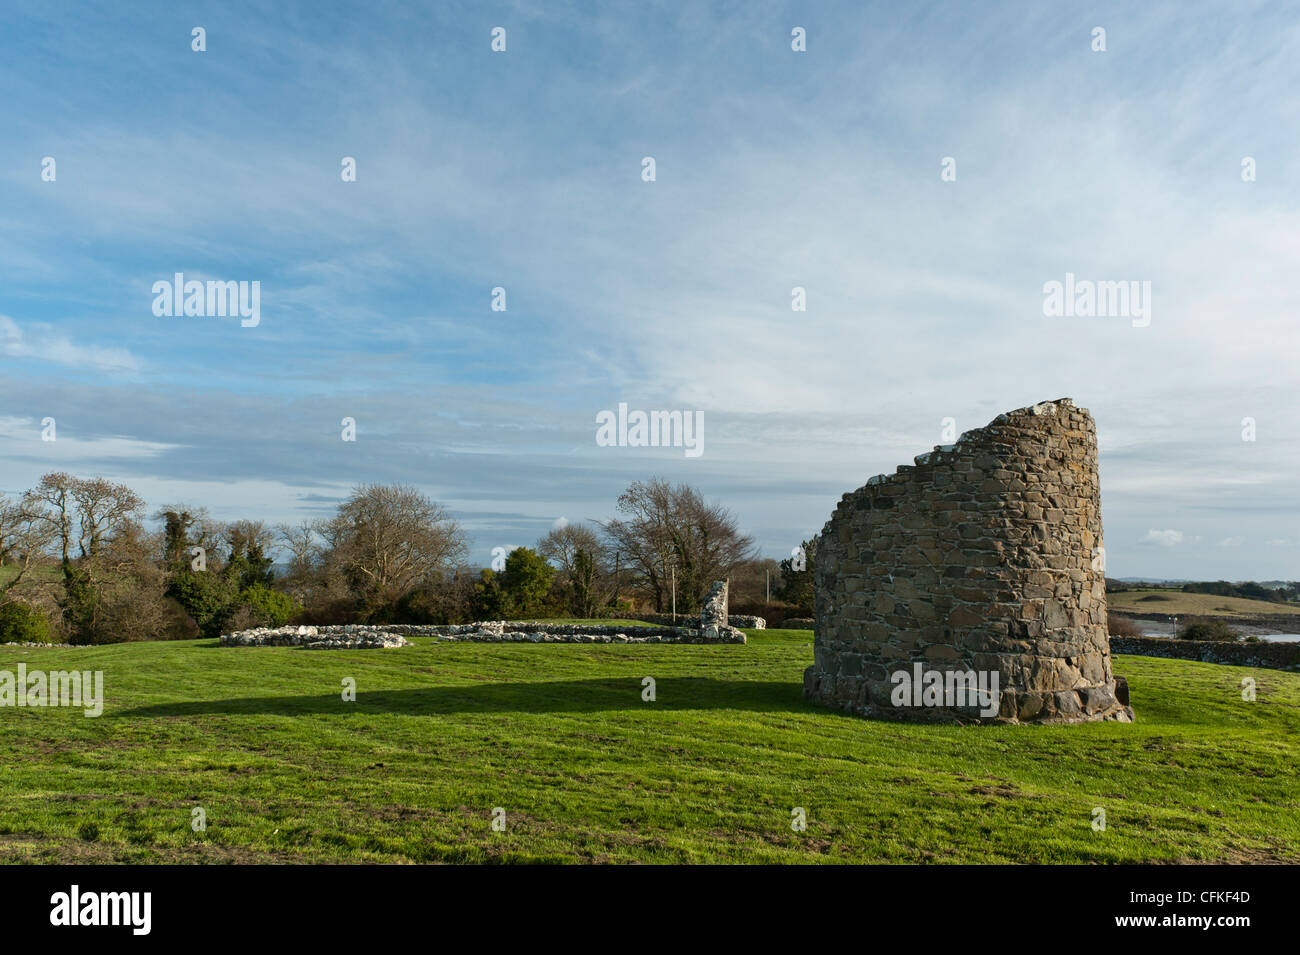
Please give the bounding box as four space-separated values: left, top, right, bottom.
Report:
223 581 749 648
221 620 747 647
1111 635 1300 672
1 642 86 648
637 613 766 629
783 617 815 629
390 621 744 644
221 626 411 649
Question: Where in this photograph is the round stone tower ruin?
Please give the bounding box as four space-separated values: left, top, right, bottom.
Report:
803 398 1133 724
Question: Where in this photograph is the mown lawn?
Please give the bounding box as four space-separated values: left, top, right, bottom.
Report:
1 628 1297 864
0 564 62 588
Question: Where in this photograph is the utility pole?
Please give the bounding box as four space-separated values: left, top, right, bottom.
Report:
671 564 676 619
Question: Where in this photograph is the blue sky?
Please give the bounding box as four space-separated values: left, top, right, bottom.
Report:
2 0 1298 579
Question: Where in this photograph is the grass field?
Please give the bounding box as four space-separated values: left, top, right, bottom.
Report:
2 627 1298 864
1108 589 1300 620
0 564 61 588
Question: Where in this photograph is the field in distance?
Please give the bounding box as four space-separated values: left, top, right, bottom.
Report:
1108 588 1300 620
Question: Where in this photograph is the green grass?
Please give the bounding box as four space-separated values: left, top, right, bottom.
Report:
2 628 1298 863
0 563 62 588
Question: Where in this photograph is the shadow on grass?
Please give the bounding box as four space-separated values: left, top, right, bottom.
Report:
116 677 810 718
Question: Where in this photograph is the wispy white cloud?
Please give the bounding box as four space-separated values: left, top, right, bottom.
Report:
1141 529 1185 547
0 414 175 464
1 315 140 373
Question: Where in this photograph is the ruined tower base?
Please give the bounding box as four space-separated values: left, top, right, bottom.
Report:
803 399 1133 725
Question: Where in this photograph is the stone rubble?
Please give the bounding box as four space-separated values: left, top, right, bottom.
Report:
0 642 88 648
220 625 410 649
219 590 750 648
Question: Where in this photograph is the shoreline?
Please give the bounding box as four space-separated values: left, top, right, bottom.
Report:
1124 615 1300 642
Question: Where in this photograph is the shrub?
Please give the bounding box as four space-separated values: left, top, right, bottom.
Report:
500 547 555 617
385 582 476 625
167 570 236 638
239 583 301 628
0 601 55 643
387 586 439 625
291 596 362 627
470 569 507 620
1179 619 1239 642
83 583 185 644
731 599 799 627
160 598 201 640
601 598 638 619
221 604 261 634
1107 613 1143 637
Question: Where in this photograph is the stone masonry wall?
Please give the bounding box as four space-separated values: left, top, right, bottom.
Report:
220 618 748 648
1110 635 1300 672
639 613 766 629
803 398 1133 724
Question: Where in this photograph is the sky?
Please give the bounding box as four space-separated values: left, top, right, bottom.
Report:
1 0 1298 579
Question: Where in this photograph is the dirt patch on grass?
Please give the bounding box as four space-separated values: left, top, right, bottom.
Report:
0 832 312 864
969 783 1023 798
1170 842 1300 865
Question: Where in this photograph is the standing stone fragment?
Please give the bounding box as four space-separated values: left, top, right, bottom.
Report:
700 580 729 641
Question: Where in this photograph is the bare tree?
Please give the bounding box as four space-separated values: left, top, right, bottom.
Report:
74 519 179 643
728 555 784 605
321 484 469 610
70 477 146 559
537 522 612 617
602 478 755 612
537 522 604 578
225 519 275 556
26 472 144 572
24 474 150 641
276 521 318 577
28 472 77 571
0 495 56 596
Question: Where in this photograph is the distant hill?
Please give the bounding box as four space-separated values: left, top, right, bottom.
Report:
1108 589 1300 620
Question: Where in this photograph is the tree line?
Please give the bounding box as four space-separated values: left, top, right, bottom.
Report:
1106 578 1300 603
0 474 815 644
